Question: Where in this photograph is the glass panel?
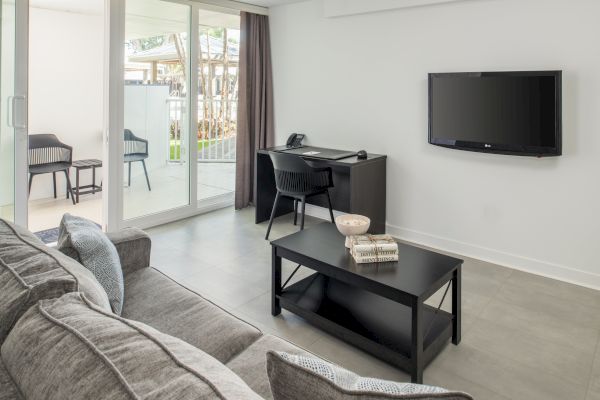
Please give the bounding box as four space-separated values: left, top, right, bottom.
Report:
196 11 239 202
0 0 16 221
123 0 191 220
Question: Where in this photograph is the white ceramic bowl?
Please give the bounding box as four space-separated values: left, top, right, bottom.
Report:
335 214 371 248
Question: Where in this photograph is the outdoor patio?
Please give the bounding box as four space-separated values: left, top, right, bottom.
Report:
28 162 235 234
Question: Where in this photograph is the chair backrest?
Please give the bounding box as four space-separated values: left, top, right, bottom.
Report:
28 134 72 166
124 129 148 156
269 152 332 195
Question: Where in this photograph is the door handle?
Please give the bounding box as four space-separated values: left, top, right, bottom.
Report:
12 95 27 129
7 96 14 128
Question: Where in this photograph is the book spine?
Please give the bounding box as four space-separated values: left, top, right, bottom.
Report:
353 255 399 264
351 243 398 253
352 250 398 257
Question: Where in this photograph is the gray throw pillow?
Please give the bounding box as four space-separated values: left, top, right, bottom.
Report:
58 214 124 315
267 352 473 400
0 218 111 343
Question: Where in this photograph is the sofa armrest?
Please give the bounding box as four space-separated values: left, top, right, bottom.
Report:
106 227 151 275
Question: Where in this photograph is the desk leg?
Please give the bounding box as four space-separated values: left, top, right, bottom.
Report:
256 152 293 224
271 246 282 316
452 266 462 345
411 299 424 383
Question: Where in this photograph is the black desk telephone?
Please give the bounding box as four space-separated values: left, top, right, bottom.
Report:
286 133 305 148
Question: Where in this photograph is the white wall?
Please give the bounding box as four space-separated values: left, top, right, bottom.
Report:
28 7 104 200
269 0 600 288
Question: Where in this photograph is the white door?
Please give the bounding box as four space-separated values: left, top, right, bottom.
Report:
0 0 28 225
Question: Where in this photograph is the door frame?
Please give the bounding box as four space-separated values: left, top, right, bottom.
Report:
12 0 29 225
104 0 266 232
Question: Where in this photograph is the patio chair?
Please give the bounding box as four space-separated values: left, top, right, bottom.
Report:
265 151 335 240
124 129 151 191
28 134 76 205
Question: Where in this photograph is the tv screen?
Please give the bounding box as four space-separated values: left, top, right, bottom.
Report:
428 71 562 156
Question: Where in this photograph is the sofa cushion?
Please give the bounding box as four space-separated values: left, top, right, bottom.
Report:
57 214 124 315
227 334 311 399
0 359 22 400
122 267 262 363
0 219 110 343
267 352 473 400
1 292 262 400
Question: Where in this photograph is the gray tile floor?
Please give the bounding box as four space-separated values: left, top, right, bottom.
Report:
147 207 600 400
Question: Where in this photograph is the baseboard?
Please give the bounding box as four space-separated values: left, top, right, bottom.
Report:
304 204 345 221
304 204 600 290
387 224 600 291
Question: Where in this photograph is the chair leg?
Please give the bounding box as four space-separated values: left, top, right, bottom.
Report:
293 199 298 226
128 162 132 187
52 172 57 199
325 190 335 223
300 196 307 230
64 170 76 205
28 174 33 197
265 192 281 240
141 160 151 191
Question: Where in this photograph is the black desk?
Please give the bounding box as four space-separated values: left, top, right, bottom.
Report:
255 146 387 233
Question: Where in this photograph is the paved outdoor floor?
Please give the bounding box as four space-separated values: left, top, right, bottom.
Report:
146 207 600 400
28 162 235 232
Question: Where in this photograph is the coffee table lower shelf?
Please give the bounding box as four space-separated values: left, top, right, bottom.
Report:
278 273 453 375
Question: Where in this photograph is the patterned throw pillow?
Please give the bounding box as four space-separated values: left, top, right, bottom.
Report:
57 214 124 315
267 351 473 400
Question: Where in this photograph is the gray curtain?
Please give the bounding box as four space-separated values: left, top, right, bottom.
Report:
235 12 274 209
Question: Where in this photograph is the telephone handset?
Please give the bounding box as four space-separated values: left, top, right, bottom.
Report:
286 133 305 148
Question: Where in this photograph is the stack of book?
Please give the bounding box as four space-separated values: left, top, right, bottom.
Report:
349 234 399 264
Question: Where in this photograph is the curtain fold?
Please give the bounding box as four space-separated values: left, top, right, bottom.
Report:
235 12 275 210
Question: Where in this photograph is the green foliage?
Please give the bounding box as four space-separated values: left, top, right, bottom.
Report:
169 139 218 160
136 35 166 51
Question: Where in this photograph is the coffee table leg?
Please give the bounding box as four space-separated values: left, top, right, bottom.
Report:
411 299 424 384
452 265 462 345
272 246 282 316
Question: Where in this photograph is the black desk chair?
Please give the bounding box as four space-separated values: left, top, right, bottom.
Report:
28 134 75 205
265 152 335 240
124 129 151 191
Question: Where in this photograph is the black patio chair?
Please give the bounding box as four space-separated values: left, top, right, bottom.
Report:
28 134 76 205
124 129 151 191
265 152 335 240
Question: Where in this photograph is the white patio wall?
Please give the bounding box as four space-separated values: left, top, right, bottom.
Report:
28 6 103 201
124 85 171 176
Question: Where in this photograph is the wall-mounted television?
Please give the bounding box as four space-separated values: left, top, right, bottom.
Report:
428 71 562 157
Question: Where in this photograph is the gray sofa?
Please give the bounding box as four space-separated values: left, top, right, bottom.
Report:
0 220 312 399
0 220 470 400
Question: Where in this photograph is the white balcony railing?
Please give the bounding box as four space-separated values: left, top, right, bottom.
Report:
167 97 237 163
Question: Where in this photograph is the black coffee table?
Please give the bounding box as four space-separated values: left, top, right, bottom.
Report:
271 223 463 383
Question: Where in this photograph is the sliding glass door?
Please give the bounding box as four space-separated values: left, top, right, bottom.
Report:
106 0 240 230
0 0 28 225
122 0 192 221
196 11 240 204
